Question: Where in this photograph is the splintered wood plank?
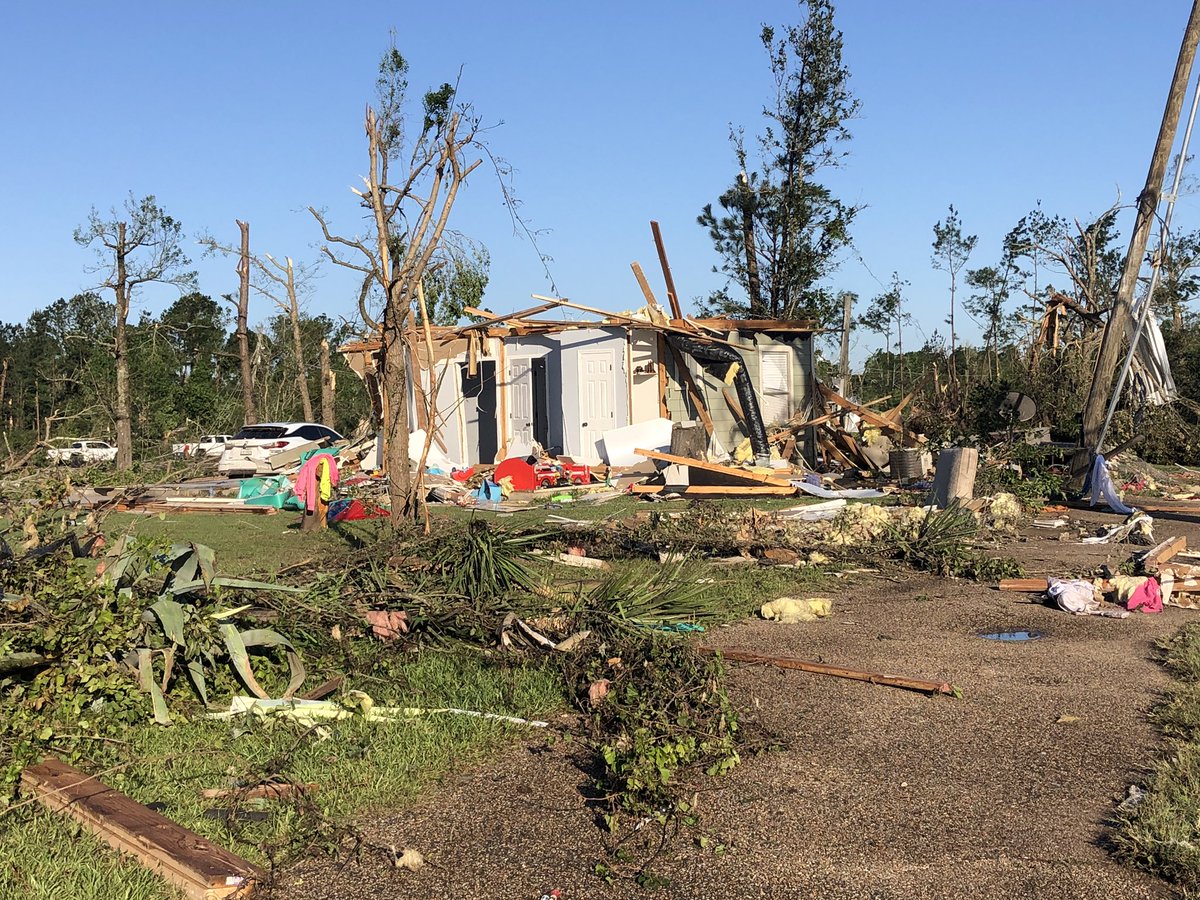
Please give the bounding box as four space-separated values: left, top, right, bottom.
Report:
21 758 260 899
1142 536 1187 572
998 577 1051 592
664 344 714 435
633 448 795 486
630 483 796 496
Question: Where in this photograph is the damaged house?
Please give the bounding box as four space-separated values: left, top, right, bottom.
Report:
340 297 819 470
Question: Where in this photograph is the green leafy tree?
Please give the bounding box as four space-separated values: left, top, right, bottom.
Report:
1154 227 1200 328
424 242 490 325
698 0 859 324
965 250 1021 380
857 272 911 388
931 205 977 387
75 195 196 469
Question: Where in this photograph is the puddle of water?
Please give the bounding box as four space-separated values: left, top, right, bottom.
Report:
979 630 1043 642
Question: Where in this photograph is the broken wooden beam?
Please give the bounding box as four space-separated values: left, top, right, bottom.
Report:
1141 536 1187 573
998 577 1051 592
21 758 260 899
703 648 955 696
630 483 797 496
819 383 925 444
721 389 748 429
650 220 684 320
633 448 795 487
665 343 715 436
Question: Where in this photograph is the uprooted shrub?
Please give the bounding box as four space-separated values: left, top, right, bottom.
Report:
565 633 741 839
884 500 1023 581
0 534 304 797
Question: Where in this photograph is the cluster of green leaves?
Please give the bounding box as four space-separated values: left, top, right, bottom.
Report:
886 501 1023 581
430 518 545 601
975 443 1068 509
571 634 740 838
0 534 303 801
1 545 156 795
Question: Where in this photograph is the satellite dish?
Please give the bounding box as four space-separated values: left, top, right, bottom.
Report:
999 392 1037 423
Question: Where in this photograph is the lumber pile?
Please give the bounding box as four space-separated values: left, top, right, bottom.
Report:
769 383 922 474
21 758 260 899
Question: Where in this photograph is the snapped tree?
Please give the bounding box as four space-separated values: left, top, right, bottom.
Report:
312 46 483 521
255 254 319 423
698 0 859 324
74 195 196 470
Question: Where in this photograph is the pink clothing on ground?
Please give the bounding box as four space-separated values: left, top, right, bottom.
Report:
1127 578 1163 613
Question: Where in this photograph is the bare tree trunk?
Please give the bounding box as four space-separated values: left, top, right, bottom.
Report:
0 358 8 428
283 257 314 422
948 269 957 390
320 338 335 428
381 290 412 516
251 326 266 416
114 222 133 471
236 220 257 425
739 172 764 315
837 292 852 396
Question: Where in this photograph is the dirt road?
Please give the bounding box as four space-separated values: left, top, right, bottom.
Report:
283 510 1189 899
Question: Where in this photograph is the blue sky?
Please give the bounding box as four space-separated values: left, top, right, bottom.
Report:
2 1 1196 365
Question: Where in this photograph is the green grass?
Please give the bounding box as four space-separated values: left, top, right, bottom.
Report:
1114 624 1200 888
100 512 389 577
0 813 177 900
5 496 835 900
0 652 562 900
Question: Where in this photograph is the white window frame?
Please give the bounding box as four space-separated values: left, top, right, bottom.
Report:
757 347 793 426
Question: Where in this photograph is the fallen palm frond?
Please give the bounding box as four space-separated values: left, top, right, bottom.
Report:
884 500 1023 580
571 561 722 632
430 518 547 601
3 535 308 739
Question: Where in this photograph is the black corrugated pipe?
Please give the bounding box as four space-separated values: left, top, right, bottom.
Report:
665 334 770 461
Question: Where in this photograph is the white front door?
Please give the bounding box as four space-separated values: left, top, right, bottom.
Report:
578 349 615 462
508 358 534 457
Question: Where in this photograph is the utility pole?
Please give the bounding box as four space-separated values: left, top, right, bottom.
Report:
320 338 336 429
235 219 258 425
1081 0 1200 448
838 291 853 396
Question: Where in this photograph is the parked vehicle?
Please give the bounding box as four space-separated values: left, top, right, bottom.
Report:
216 422 343 477
171 434 232 459
47 440 118 466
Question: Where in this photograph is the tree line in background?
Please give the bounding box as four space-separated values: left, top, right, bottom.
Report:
0 285 372 463
845 199 1200 462
0 36 496 527
5 0 1200 476
701 0 1200 462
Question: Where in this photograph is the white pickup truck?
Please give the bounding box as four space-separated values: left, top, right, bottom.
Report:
47 440 118 466
171 434 232 459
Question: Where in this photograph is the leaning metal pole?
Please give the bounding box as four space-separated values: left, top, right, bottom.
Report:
1095 67 1200 453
